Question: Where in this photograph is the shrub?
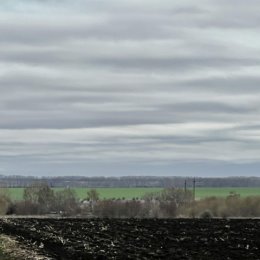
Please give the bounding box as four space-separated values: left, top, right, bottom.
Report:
0 195 11 215
159 201 177 218
86 189 100 202
13 201 40 215
23 182 55 214
55 188 80 216
199 210 213 219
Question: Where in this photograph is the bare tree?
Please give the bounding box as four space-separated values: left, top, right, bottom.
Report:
87 189 100 201
55 188 79 216
23 182 55 214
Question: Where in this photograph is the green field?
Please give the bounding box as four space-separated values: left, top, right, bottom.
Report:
1 187 260 201
0 187 162 201
195 187 260 199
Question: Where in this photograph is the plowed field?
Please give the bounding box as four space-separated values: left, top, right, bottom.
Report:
0 218 260 259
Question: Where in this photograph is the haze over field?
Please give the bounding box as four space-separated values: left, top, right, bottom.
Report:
1 0 260 176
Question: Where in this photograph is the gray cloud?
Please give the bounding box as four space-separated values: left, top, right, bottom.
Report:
0 0 260 176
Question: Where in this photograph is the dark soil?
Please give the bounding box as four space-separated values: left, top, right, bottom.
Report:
0 218 260 259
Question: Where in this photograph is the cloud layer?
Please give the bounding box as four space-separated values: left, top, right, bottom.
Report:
1 0 260 176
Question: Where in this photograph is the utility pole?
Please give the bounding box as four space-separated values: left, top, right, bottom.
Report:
184 179 187 194
193 177 196 201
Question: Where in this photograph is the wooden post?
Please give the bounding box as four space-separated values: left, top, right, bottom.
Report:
193 177 196 201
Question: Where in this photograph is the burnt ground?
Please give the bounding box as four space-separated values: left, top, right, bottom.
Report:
0 218 260 259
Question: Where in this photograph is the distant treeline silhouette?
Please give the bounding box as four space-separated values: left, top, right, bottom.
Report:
0 176 260 188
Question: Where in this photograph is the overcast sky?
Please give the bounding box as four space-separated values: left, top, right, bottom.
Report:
1 0 260 176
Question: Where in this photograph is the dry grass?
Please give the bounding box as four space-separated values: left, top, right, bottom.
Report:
0 234 53 260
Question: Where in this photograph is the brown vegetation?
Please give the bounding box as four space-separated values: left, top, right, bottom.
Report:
4 184 80 216
1 185 260 218
185 192 260 218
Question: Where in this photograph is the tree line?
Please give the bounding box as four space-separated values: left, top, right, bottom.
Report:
0 183 260 218
1 176 260 188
